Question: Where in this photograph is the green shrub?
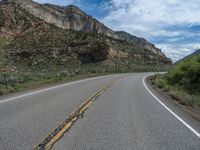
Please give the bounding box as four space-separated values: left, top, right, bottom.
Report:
0 89 3 95
152 54 200 111
0 38 6 66
192 95 200 111
169 90 193 106
155 78 166 88
167 55 200 93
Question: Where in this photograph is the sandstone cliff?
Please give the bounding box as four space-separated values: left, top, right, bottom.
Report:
116 31 166 57
1 0 118 38
0 0 172 73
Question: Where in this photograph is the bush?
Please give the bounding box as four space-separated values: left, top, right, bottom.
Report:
0 89 3 95
0 38 6 66
155 78 166 89
152 54 200 111
193 96 200 111
167 55 200 93
169 90 193 106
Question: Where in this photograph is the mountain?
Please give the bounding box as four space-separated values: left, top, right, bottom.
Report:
0 0 171 74
116 31 147 43
175 49 200 64
0 0 51 39
1 0 118 38
116 31 165 57
188 49 200 56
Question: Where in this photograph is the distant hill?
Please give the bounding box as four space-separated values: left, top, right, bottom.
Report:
176 49 200 64
189 49 200 56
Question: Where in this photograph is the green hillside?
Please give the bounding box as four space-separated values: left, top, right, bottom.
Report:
152 54 200 111
168 55 200 93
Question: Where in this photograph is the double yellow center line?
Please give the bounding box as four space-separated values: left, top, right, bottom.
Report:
34 80 115 150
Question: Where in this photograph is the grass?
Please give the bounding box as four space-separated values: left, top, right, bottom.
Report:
0 38 6 66
151 73 200 112
0 72 111 96
0 50 169 96
153 54 200 111
0 61 164 96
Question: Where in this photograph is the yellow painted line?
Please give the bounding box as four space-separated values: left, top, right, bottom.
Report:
45 122 72 150
45 116 78 150
80 101 93 113
34 80 115 150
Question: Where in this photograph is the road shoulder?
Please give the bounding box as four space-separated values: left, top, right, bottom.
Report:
145 76 200 130
146 76 200 121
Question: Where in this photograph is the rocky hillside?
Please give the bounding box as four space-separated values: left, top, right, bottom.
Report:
1 0 118 38
0 0 171 73
0 0 51 39
116 31 148 44
116 31 165 57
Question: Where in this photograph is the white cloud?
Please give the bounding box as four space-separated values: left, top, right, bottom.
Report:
156 43 200 62
101 0 200 61
105 0 200 24
33 0 200 62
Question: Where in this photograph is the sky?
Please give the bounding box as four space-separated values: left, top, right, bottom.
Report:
34 0 200 62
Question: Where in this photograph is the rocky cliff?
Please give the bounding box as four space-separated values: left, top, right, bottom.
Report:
0 0 172 73
0 0 50 39
0 0 168 58
1 0 118 38
116 31 166 57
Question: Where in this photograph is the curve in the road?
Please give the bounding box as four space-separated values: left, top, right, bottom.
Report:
143 76 200 138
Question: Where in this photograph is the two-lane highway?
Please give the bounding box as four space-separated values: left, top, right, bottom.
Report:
0 73 199 150
0 74 123 150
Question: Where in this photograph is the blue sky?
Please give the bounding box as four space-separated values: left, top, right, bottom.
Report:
34 0 200 62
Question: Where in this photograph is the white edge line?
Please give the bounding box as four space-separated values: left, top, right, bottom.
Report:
0 75 113 104
143 76 200 138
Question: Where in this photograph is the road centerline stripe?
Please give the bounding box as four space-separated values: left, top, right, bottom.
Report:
143 76 200 138
34 80 115 150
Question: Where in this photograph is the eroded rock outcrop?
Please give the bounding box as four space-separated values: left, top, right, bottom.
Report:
1 0 172 71
1 0 118 38
6 41 112 64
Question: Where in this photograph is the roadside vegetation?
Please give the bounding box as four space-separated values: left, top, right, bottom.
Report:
0 38 7 95
0 61 161 96
0 0 171 96
0 27 170 96
0 38 6 66
151 54 200 111
0 72 111 96
0 30 168 96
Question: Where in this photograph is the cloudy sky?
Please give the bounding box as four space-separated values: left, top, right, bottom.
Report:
34 0 200 62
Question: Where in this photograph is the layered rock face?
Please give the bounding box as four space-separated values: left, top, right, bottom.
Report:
1 0 118 38
116 31 166 57
0 0 50 38
0 0 172 71
70 41 111 62
7 41 111 63
0 0 168 59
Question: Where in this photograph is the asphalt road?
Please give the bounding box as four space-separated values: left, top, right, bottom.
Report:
0 73 200 150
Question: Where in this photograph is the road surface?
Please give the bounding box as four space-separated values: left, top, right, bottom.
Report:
0 73 199 150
